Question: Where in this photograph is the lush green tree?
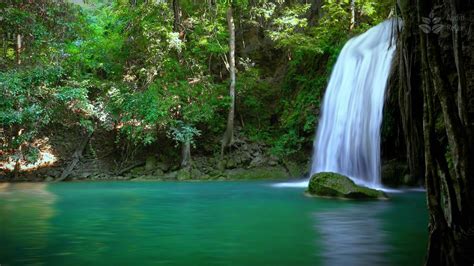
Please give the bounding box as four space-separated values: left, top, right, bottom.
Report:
0 1 94 176
0 0 394 173
0 0 81 67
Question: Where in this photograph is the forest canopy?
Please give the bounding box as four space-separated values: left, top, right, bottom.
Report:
0 0 393 171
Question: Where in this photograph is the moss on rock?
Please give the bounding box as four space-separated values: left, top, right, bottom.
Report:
176 168 192 180
307 172 388 200
225 166 289 180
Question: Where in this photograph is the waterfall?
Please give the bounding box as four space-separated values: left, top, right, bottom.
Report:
310 20 397 188
274 20 397 189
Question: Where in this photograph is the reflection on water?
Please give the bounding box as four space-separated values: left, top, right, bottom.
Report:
314 202 389 266
0 183 56 265
0 182 427 265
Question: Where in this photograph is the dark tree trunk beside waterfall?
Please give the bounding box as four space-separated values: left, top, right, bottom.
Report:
395 8 425 182
397 0 474 264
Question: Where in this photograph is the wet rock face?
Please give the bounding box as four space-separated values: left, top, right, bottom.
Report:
381 160 414 187
307 172 388 200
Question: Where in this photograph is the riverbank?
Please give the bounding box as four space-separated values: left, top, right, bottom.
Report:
1 126 417 186
0 164 307 183
0 126 309 182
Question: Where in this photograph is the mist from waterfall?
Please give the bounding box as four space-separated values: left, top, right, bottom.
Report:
275 20 397 189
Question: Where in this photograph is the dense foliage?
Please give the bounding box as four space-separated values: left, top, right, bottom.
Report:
0 0 393 168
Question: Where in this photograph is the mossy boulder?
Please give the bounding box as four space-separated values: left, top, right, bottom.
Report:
153 168 164 176
307 172 388 200
177 169 192 181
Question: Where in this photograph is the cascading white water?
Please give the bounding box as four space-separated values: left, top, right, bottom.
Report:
274 20 397 189
311 19 397 188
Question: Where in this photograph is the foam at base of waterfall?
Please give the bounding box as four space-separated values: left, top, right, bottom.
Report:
272 178 402 193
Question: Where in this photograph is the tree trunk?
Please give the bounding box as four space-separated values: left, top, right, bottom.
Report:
181 140 191 168
447 0 469 128
308 0 323 26
420 26 464 266
16 33 21 65
13 159 21 179
410 0 474 264
397 0 474 264
55 131 93 182
2 33 6 60
208 0 215 10
172 0 181 32
397 6 425 182
349 0 356 30
115 161 145 176
220 6 236 159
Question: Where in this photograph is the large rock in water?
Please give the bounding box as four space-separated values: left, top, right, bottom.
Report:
307 172 388 200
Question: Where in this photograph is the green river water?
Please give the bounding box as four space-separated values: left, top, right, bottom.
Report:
0 181 427 266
